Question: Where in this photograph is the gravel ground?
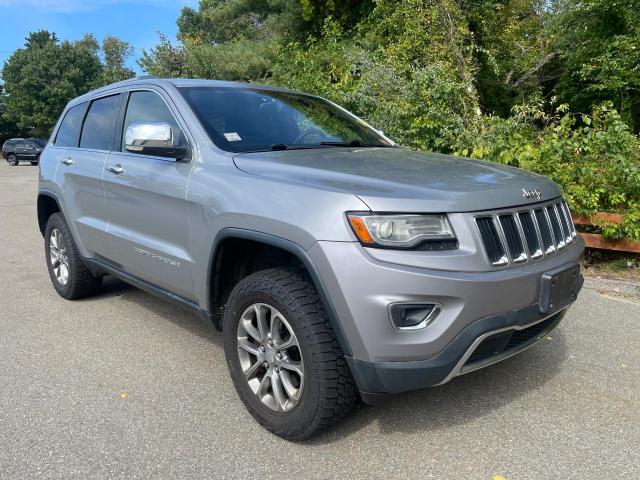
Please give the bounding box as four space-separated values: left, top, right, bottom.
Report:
1 162 638 480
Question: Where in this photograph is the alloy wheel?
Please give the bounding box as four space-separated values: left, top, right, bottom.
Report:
49 228 69 286
236 303 304 413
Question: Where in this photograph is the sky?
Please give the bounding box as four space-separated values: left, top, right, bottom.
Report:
0 0 198 74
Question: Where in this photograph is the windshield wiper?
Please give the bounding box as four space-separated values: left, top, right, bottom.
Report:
239 141 395 154
320 140 394 148
239 144 318 153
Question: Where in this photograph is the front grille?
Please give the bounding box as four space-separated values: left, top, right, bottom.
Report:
475 200 577 266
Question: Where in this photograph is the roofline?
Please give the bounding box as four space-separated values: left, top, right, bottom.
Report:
66 77 307 108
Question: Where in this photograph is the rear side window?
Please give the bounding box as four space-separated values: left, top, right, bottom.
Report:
80 94 122 151
55 103 86 147
121 91 187 151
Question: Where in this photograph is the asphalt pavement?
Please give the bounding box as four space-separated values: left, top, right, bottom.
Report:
1 162 638 479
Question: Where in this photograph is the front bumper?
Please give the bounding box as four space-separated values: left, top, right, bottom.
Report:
348 307 568 402
307 236 583 398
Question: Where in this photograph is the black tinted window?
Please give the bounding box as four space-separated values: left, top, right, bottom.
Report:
179 87 390 153
55 104 86 147
80 94 122 151
122 91 186 151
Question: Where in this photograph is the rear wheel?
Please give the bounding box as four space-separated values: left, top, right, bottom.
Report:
7 154 18 166
224 267 358 440
45 213 102 299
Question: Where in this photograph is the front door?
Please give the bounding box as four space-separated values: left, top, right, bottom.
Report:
102 89 195 300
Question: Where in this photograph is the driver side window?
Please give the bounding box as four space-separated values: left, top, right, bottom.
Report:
122 91 187 153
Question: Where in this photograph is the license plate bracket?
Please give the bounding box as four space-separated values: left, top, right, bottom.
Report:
539 264 583 314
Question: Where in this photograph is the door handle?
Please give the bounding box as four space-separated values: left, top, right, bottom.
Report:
107 165 125 174
61 157 74 166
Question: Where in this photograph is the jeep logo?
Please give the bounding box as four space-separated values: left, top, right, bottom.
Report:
522 188 542 200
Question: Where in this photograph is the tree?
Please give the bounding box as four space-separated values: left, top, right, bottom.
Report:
101 36 135 85
0 85 23 145
1 30 134 137
551 0 640 130
138 33 188 77
463 0 556 116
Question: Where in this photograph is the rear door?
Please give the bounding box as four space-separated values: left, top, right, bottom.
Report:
102 88 195 299
56 94 122 258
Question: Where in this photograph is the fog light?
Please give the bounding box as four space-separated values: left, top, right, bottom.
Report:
389 303 441 331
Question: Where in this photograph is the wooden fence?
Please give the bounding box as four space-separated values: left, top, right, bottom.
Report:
571 212 640 253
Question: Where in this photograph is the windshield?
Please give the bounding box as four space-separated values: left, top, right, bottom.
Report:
179 87 392 153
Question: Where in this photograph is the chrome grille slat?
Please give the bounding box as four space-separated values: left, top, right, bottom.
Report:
499 214 527 263
493 216 513 263
555 203 572 243
475 199 576 267
476 216 508 266
518 211 543 259
535 208 555 254
546 205 565 249
561 201 576 237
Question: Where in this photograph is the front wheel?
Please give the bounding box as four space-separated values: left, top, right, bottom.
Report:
7 154 18 166
223 267 358 440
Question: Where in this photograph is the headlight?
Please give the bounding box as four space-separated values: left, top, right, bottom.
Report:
347 213 456 249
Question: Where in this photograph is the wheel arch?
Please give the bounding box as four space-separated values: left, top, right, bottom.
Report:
37 190 62 236
207 228 353 357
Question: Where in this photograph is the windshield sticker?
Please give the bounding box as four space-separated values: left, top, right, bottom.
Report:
224 132 242 142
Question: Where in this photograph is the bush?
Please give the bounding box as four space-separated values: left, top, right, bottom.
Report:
268 19 473 152
267 22 640 242
456 101 640 241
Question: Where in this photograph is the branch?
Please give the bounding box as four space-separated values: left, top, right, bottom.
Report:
511 52 559 87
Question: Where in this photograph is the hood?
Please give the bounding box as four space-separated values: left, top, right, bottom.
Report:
233 147 562 212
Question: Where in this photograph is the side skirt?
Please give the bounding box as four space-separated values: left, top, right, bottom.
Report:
84 257 218 330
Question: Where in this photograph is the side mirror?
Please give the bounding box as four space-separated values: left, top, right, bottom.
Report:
124 122 188 160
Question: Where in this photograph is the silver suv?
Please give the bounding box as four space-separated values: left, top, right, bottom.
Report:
38 78 584 440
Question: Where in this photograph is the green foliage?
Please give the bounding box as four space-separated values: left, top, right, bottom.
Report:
100 36 135 85
551 0 640 130
0 85 22 142
138 34 187 78
456 101 640 240
124 0 640 241
268 18 474 152
137 0 640 240
464 0 554 116
1 30 134 137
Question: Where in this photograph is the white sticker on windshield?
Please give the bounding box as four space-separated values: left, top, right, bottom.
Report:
224 132 242 141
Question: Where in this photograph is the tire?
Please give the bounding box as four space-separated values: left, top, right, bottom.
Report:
44 213 102 299
7 154 18 166
224 267 358 440
31 161 38 166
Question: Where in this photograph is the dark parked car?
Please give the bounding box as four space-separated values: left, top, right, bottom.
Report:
2 138 46 165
